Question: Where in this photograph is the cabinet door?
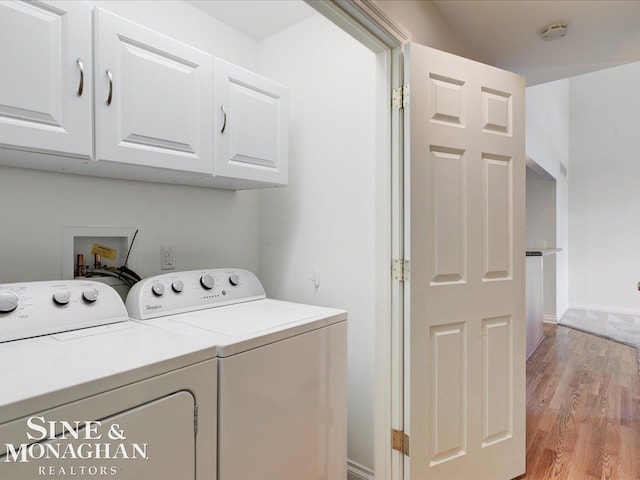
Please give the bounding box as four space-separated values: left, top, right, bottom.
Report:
94 8 213 175
0 0 92 158
214 58 288 186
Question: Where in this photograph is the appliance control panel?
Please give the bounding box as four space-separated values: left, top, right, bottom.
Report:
0 281 129 343
126 269 266 320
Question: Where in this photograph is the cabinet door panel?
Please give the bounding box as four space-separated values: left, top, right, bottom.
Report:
95 8 213 174
0 0 92 157
214 58 288 186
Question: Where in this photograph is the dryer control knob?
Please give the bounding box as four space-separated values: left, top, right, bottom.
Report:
82 287 99 303
172 280 184 293
152 283 165 296
229 273 240 286
52 290 71 306
0 291 19 313
200 274 215 290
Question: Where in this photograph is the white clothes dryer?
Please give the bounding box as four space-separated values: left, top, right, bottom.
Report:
126 269 347 480
0 280 217 480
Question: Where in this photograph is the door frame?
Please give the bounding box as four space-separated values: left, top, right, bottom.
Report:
305 2 410 479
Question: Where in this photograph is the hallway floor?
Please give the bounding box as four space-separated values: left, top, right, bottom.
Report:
560 308 640 368
525 324 640 479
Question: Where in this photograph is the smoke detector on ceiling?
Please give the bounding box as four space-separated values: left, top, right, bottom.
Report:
541 22 568 41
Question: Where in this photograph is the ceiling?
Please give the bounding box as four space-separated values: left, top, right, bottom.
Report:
432 0 640 85
184 0 640 86
185 0 316 41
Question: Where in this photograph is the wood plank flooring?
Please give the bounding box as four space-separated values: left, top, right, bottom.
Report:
525 323 640 479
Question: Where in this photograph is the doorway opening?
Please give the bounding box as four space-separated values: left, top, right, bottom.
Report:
526 161 558 321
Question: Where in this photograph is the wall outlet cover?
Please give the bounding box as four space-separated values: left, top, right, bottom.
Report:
161 246 175 270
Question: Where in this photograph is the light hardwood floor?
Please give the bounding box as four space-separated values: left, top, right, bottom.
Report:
525 323 640 479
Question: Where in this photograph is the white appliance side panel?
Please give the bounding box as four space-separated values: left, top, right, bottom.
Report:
0 391 195 480
218 322 347 480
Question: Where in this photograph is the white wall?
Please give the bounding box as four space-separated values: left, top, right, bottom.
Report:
526 168 557 317
569 61 640 312
0 168 259 282
377 0 481 61
93 0 259 69
526 79 570 320
0 1 261 285
257 15 378 474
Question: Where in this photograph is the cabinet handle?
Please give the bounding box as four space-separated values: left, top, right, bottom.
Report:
220 105 227 133
76 58 84 96
106 69 113 106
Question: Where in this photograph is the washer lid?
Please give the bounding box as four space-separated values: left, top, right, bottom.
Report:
174 299 336 336
146 299 347 357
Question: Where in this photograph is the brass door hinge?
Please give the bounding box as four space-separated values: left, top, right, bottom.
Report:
392 84 410 110
392 259 409 281
392 428 410 456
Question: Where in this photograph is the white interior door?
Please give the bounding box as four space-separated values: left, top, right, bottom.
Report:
404 42 525 480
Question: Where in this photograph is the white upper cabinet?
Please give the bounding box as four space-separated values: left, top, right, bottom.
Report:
94 8 213 175
0 3 287 189
214 58 288 187
0 0 92 158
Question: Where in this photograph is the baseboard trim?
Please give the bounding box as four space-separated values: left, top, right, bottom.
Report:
569 303 640 317
543 315 557 323
348 460 374 480
558 308 569 322
527 335 546 359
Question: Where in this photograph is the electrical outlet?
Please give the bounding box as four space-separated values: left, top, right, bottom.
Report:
161 246 175 270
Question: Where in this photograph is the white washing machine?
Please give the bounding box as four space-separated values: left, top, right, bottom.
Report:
0 280 217 480
126 269 347 480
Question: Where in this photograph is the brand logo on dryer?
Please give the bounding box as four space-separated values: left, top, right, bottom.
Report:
145 304 163 311
4 416 149 477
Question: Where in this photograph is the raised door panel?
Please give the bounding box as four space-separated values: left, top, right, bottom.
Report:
94 8 213 174
482 154 513 281
0 0 92 158
429 323 467 466
427 146 467 285
481 316 513 447
214 58 288 186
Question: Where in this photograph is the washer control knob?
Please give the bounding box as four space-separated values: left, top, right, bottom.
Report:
0 291 19 313
172 280 184 293
82 287 99 303
200 274 215 290
152 283 165 296
229 273 240 286
52 290 71 306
